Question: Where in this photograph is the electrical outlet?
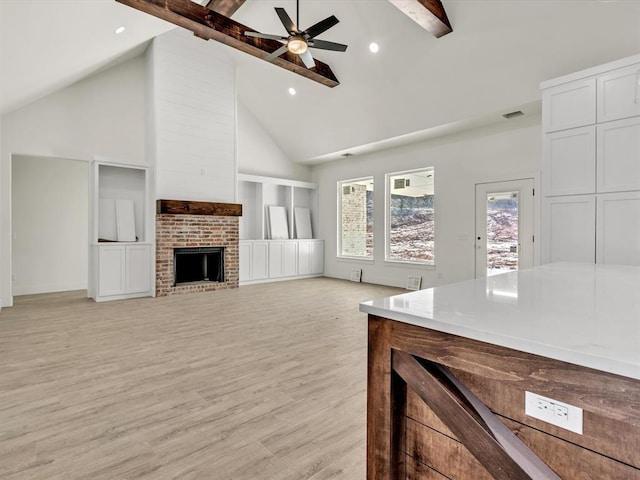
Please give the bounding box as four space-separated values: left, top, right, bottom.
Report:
525 391 583 434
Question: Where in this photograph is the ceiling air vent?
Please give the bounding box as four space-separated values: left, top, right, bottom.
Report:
502 110 524 119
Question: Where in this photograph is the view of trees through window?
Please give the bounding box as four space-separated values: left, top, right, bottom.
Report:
387 169 434 264
486 192 519 275
339 178 374 257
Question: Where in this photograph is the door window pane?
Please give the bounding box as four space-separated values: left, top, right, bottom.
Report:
486 191 519 276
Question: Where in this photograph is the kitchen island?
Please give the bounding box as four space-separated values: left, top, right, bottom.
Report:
360 263 640 479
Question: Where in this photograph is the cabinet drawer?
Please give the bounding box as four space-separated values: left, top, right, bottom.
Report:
597 63 640 123
543 79 596 132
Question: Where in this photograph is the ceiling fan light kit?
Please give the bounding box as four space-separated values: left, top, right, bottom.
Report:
287 36 308 55
244 0 348 70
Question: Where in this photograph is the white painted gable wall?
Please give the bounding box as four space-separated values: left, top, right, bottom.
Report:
0 32 307 306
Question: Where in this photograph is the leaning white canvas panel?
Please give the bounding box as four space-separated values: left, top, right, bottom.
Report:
116 199 137 242
294 207 313 239
98 199 118 241
268 206 289 239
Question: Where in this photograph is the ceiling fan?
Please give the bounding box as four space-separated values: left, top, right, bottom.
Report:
244 0 348 69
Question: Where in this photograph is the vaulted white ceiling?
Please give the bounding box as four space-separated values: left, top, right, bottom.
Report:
2 1 640 164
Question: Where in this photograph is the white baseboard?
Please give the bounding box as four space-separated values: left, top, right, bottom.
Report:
13 281 88 296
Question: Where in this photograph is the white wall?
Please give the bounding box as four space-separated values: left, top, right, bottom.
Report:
1 55 146 306
237 102 311 182
312 115 543 289
12 156 88 295
149 29 236 203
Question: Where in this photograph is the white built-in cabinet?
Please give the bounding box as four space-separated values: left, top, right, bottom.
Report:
238 174 323 284
541 53 640 266
88 160 154 301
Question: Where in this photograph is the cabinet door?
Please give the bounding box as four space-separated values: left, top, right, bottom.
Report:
98 245 126 296
597 117 640 193
239 241 252 281
310 241 324 275
543 196 596 264
543 127 596 196
252 242 269 280
543 79 596 133
298 241 312 275
597 192 640 266
282 242 298 277
597 64 640 123
268 242 285 278
126 244 151 294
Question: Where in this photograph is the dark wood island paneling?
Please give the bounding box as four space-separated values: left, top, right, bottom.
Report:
367 315 640 479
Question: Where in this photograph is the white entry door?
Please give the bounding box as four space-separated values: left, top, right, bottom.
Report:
475 179 534 278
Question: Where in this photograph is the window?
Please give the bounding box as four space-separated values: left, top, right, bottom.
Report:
338 178 374 258
386 168 434 264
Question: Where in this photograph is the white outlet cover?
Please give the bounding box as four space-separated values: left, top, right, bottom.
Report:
525 391 583 435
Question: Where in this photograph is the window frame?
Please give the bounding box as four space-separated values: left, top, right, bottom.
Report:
337 176 374 260
385 167 435 266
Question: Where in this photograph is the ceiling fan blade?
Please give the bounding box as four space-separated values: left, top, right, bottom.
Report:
303 15 339 39
299 50 316 69
264 45 290 62
245 31 287 42
275 7 297 34
308 39 348 52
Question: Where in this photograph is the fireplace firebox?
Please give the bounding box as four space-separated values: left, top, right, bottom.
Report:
173 247 224 285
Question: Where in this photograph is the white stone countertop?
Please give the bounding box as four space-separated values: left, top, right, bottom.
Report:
360 263 640 380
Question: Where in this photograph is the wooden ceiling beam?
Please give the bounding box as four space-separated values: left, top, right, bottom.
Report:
204 0 246 18
388 0 452 38
116 0 339 87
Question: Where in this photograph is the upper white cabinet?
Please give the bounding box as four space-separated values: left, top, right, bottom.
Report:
541 53 640 267
543 79 596 133
597 116 640 193
597 64 640 123
543 126 596 196
88 160 154 301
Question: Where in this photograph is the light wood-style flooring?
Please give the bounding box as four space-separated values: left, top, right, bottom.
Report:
0 278 402 479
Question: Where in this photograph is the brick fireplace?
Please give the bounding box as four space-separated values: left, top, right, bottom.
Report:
155 200 242 296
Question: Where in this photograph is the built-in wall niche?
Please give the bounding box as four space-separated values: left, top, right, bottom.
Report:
96 164 146 243
89 160 153 302
237 173 323 285
237 173 318 240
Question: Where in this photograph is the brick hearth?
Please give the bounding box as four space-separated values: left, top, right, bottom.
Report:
156 202 240 296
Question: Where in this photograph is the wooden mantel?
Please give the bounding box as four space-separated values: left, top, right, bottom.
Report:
157 199 242 216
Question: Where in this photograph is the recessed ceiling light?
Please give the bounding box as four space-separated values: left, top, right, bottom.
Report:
288 87 296 96
114 26 126 34
369 42 379 53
